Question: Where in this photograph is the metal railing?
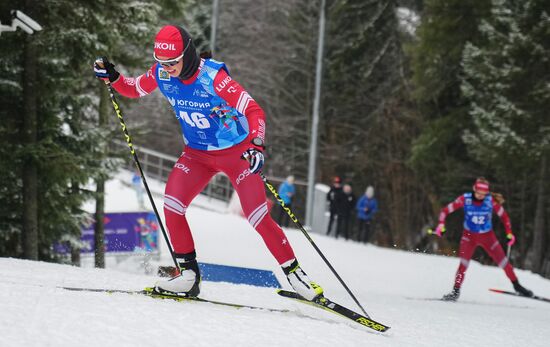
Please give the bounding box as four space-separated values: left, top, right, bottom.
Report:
112 141 234 202
112 141 313 221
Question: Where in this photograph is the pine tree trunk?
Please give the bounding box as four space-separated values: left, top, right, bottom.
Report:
70 246 81 267
94 180 105 268
529 156 546 273
22 34 39 260
93 85 109 268
518 174 528 267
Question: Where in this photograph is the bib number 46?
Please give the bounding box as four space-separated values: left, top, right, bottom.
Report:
179 111 210 129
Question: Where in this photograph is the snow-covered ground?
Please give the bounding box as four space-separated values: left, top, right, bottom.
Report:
1 171 549 347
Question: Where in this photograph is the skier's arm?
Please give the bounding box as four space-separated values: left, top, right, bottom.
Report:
94 57 158 98
111 65 159 98
213 69 266 148
493 201 513 235
438 195 465 224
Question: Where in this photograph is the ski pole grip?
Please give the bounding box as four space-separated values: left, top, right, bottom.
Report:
95 58 111 85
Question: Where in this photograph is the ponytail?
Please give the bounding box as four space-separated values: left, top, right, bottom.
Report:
491 192 505 205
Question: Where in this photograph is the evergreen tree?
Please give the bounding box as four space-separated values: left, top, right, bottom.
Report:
322 0 426 247
210 0 321 218
461 0 550 272
216 0 320 181
0 26 24 256
461 0 550 172
409 0 492 210
0 0 184 261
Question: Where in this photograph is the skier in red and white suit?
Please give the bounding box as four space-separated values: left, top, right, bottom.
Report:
434 177 532 301
94 25 323 300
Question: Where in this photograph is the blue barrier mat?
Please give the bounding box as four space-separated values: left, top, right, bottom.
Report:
198 262 281 288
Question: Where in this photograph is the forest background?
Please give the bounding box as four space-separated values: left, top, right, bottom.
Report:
1 0 549 278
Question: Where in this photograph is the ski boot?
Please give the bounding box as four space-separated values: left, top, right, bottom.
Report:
155 253 201 297
442 286 460 302
512 280 533 297
282 259 324 301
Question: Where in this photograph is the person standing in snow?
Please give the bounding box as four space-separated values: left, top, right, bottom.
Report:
132 169 145 209
434 177 532 301
276 175 296 227
335 184 355 240
93 25 323 301
355 186 378 243
326 176 343 236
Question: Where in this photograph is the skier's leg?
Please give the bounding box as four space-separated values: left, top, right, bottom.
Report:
155 150 216 295
478 231 517 281
163 150 216 255
454 232 477 288
229 171 296 264
443 231 476 301
479 232 532 296
223 149 323 300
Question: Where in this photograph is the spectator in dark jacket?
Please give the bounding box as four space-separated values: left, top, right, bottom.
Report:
335 184 356 240
356 186 378 243
326 176 343 235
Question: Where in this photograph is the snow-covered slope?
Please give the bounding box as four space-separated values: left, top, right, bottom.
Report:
1 171 549 346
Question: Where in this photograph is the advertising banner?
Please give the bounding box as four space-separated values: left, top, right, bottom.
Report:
56 212 159 254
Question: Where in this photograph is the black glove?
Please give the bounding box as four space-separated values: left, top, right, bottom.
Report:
241 148 265 174
93 56 120 83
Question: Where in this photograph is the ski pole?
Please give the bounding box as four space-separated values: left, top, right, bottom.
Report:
98 75 179 271
259 171 370 318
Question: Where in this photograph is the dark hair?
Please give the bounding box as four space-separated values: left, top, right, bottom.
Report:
200 51 212 59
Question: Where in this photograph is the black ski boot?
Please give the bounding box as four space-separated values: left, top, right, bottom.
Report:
512 280 533 297
154 252 201 297
442 287 460 302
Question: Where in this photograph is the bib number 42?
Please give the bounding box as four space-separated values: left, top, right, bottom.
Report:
471 216 486 225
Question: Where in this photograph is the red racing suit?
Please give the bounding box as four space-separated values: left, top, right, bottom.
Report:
438 193 517 288
110 60 295 266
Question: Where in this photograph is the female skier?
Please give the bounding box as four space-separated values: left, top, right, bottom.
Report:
94 25 323 301
434 177 532 301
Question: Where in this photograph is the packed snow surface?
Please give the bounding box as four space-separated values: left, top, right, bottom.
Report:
1 171 549 346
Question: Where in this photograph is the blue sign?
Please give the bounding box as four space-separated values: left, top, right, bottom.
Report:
55 212 159 254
